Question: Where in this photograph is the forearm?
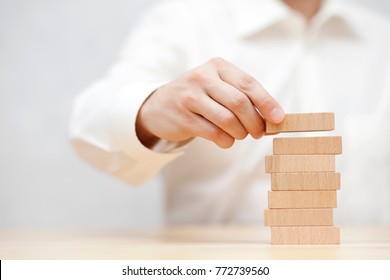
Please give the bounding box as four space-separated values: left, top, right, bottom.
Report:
69 80 185 186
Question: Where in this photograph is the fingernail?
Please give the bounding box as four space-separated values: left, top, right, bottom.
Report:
269 107 285 123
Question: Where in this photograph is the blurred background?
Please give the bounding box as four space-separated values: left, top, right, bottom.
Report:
1 0 390 230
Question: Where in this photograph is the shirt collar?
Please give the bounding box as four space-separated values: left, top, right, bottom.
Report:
228 0 360 39
228 0 289 38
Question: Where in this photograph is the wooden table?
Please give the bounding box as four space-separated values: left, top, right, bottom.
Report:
1 226 389 259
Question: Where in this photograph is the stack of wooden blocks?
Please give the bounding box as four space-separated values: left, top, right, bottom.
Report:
264 112 342 245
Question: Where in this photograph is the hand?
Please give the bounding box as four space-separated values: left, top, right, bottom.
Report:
136 57 285 149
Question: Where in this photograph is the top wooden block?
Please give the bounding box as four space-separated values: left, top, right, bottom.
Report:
265 112 335 134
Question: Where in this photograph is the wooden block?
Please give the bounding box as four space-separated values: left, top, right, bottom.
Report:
271 172 340 191
264 209 333 226
273 136 342 155
265 155 335 173
268 191 337 208
265 112 334 134
271 226 340 245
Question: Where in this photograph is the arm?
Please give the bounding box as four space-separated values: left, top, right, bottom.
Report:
69 2 193 185
69 2 285 186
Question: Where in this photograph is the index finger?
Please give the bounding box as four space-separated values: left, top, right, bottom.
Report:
210 58 285 124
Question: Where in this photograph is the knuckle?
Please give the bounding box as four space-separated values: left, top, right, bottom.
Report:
219 111 236 127
179 91 198 107
230 93 248 110
209 126 224 140
208 126 235 149
186 69 208 84
208 56 225 67
237 75 257 92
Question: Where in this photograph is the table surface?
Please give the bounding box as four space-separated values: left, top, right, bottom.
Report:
1 226 389 259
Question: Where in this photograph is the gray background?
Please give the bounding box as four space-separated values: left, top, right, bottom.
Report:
1 0 389 229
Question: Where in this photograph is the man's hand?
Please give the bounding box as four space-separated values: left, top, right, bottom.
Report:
136 57 285 149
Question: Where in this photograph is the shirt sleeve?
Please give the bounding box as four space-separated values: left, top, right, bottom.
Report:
69 1 193 186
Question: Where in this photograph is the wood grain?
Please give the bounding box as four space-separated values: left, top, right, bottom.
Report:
268 191 337 208
271 226 340 245
1 227 390 259
273 136 342 155
265 112 334 134
265 155 335 173
264 209 334 226
271 172 340 191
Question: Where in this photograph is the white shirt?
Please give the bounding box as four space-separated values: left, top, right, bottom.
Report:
69 0 390 225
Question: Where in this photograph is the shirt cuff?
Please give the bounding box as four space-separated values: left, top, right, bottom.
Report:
151 138 194 153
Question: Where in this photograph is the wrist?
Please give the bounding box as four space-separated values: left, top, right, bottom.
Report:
135 108 160 149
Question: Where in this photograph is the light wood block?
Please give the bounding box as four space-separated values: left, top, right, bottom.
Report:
273 136 342 155
264 209 333 226
265 112 334 134
265 155 335 173
271 226 340 245
271 172 340 191
268 191 337 208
